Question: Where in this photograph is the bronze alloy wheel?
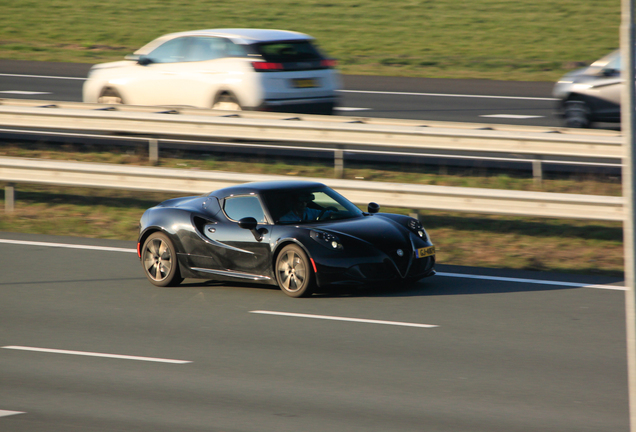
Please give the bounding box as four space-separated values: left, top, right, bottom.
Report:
275 245 315 297
142 232 183 287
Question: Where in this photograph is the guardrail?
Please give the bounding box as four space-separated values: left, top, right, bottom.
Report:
0 99 624 182
0 156 624 221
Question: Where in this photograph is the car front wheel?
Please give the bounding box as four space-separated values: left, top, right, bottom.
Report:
141 232 183 287
275 245 315 297
564 100 592 128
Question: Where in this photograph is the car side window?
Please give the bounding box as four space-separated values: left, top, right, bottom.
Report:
147 38 187 63
223 196 267 223
186 37 247 62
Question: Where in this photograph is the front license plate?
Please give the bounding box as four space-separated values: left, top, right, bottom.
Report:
416 246 435 258
292 78 319 88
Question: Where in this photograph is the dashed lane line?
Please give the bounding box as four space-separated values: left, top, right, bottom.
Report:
250 310 438 328
480 114 545 119
0 410 25 418
0 90 52 95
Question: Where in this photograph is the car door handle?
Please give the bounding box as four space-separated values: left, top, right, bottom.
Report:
208 227 216 233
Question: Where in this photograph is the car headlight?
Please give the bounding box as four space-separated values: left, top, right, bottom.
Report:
406 218 428 241
310 230 343 250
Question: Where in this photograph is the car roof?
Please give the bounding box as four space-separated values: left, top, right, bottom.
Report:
210 180 327 198
134 29 314 55
160 28 311 44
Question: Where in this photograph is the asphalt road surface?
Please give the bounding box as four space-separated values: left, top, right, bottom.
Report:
0 60 562 127
0 231 628 432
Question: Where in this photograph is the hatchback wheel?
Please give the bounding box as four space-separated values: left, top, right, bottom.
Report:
275 245 315 297
213 93 242 111
97 87 125 105
142 232 183 287
564 100 591 128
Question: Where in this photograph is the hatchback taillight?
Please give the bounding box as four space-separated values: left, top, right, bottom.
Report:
251 61 284 72
320 59 337 68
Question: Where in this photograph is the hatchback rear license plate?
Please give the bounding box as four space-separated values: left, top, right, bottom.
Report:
292 78 319 88
416 246 435 258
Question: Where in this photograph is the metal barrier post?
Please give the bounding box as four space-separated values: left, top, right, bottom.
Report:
533 158 543 187
5 183 15 212
149 139 159 165
335 149 344 179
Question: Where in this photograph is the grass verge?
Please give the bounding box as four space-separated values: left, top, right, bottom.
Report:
0 0 620 81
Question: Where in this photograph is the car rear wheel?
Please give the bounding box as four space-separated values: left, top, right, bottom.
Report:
275 245 315 297
142 232 183 287
564 100 592 128
212 92 242 111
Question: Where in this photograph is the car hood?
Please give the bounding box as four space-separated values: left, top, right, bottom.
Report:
315 215 415 250
90 60 134 72
553 67 598 97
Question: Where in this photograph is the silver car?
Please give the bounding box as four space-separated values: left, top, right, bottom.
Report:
553 50 621 128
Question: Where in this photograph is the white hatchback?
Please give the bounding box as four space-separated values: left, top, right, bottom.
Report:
83 29 341 114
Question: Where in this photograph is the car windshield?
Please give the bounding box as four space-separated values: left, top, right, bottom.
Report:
251 40 323 62
588 49 621 74
261 186 363 224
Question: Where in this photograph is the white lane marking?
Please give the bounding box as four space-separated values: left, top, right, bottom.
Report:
339 89 557 101
480 114 545 119
0 238 622 290
250 310 438 328
0 410 25 418
334 107 372 112
2 346 191 364
0 90 52 95
0 239 136 253
436 272 625 291
0 73 86 80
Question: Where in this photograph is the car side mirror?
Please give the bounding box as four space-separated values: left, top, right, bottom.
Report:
368 202 380 213
238 217 258 230
137 55 153 66
238 217 266 242
602 68 619 77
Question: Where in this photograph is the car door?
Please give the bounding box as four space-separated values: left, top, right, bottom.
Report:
177 36 245 107
124 37 194 106
201 195 273 279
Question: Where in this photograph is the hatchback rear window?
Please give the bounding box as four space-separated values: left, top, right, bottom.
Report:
252 41 323 62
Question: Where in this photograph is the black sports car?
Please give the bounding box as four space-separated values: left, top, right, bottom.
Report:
137 180 436 297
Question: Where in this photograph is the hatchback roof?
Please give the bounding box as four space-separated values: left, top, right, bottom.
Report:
161 28 312 44
134 28 314 56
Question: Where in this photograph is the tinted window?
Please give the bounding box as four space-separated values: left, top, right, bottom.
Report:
224 196 266 223
253 41 322 62
147 38 187 63
261 186 363 224
186 37 247 62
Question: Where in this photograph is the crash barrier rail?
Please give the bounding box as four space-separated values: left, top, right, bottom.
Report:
0 99 624 183
0 156 624 222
